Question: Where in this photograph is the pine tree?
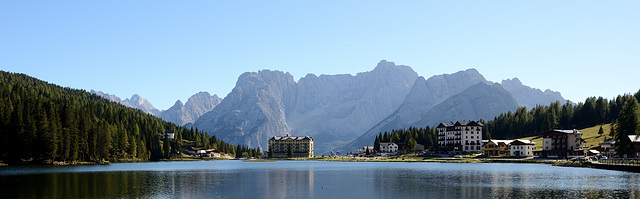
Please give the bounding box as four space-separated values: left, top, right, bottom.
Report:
235 144 242 158
163 134 170 159
614 98 639 157
405 136 417 153
609 121 616 137
598 126 604 136
128 134 137 159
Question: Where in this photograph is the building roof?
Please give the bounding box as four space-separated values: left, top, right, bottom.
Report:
629 135 640 143
380 142 397 147
438 120 484 128
270 135 313 141
511 139 535 145
165 130 175 134
601 140 616 145
484 139 513 146
546 129 584 135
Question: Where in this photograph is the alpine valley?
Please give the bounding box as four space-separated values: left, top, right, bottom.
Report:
95 60 565 154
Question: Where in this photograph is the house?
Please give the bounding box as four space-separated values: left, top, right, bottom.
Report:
415 144 426 152
535 129 585 158
268 134 314 158
510 140 536 157
197 150 207 157
437 121 483 152
483 140 513 156
362 146 375 154
206 149 221 157
165 130 175 139
599 140 616 156
380 142 398 153
629 135 640 157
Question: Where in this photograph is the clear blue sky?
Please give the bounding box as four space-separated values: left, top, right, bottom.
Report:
2 1 639 110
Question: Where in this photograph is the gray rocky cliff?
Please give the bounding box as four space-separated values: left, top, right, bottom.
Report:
91 90 161 116
160 92 222 126
344 69 489 149
193 60 419 152
193 70 297 151
501 78 566 108
413 82 519 128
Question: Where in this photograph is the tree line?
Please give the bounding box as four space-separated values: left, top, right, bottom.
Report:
373 126 438 153
485 90 640 140
0 71 259 164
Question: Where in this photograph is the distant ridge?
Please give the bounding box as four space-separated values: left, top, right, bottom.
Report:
92 60 567 154
91 90 222 126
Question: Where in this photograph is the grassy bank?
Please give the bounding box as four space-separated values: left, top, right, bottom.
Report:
302 154 558 164
519 123 612 150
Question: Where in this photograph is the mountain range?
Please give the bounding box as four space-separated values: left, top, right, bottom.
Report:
91 90 221 126
93 60 566 154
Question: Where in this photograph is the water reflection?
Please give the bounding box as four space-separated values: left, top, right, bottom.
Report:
0 161 639 198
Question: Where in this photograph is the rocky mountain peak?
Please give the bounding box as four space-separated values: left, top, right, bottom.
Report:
173 100 184 107
160 91 223 126
500 77 565 108
501 78 524 87
373 60 395 70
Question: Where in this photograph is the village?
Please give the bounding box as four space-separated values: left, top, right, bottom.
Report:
355 121 639 160
345 120 640 171
166 120 640 172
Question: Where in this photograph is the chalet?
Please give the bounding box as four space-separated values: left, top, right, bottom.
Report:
380 142 398 153
165 130 175 139
437 121 483 153
510 140 535 157
599 140 616 156
535 129 585 158
268 134 314 158
482 140 513 156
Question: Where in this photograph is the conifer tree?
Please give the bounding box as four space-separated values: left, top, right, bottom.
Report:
163 134 170 159
615 98 639 157
598 126 604 136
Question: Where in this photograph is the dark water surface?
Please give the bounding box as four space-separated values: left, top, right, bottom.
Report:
0 160 638 198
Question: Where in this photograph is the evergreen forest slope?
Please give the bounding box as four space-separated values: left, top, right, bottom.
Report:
0 71 257 164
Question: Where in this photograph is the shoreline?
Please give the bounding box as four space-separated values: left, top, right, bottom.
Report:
0 156 605 168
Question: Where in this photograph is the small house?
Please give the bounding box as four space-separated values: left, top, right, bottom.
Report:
380 142 398 153
483 140 513 156
510 140 535 157
165 130 175 139
599 140 616 156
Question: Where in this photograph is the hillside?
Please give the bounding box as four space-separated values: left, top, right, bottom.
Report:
518 123 613 151
0 71 255 164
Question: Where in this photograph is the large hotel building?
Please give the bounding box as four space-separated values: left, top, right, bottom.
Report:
268 134 314 158
437 120 484 152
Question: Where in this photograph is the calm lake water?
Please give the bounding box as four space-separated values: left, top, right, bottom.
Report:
1 160 638 198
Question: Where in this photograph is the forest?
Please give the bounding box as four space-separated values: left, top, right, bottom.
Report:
374 89 640 152
485 90 640 140
0 71 260 164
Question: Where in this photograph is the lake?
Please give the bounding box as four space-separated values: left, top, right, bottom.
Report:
1 160 638 198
